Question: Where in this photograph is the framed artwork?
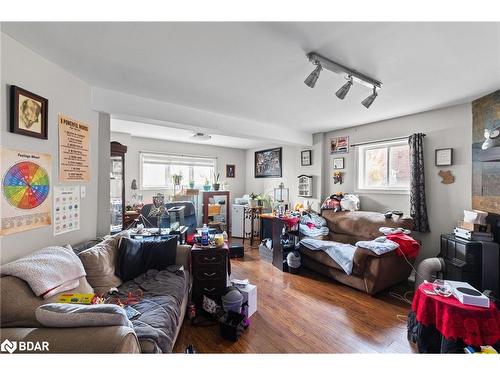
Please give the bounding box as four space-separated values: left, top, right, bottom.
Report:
333 157 344 169
435 148 453 166
255 147 282 178
330 136 349 154
301 150 312 166
10 85 48 140
226 164 235 178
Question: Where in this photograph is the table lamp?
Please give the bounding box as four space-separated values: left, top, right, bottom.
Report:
274 182 289 216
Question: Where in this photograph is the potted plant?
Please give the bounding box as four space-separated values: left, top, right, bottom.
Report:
249 193 259 208
189 180 195 189
203 177 211 191
212 172 221 191
172 173 183 186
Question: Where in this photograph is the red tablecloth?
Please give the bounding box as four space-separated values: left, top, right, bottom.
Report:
412 283 500 346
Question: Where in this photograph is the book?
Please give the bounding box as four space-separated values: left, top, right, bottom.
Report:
57 293 96 304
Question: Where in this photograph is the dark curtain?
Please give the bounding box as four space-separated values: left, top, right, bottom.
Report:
408 133 430 232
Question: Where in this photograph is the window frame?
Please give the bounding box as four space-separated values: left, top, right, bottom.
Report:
139 151 218 191
355 139 410 195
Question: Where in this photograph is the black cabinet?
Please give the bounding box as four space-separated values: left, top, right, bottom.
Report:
439 234 499 296
191 248 228 306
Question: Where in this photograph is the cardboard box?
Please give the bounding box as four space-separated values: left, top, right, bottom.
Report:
457 221 490 232
238 284 257 318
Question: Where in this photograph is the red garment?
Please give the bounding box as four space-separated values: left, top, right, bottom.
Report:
280 216 300 229
386 233 420 258
412 283 500 346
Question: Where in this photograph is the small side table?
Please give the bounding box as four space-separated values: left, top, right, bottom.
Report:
243 206 262 247
408 283 500 353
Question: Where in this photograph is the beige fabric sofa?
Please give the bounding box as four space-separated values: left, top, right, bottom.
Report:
0 240 191 353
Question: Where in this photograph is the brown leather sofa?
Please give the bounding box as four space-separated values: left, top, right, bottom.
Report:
299 210 415 295
0 241 191 353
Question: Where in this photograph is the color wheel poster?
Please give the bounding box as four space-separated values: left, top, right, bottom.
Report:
0 147 52 236
54 185 80 236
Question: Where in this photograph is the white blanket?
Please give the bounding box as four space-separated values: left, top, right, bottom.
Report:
1 246 86 297
300 238 356 275
355 236 399 255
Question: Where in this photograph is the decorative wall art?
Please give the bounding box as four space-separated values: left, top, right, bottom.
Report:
255 147 282 178
301 150 312 166
330 136 349 154
53 185 80 236
333 157 344 169
10 85 48 139
226 164 235 178
58 114 90 182
0 147 52 235
438 170 455 184
435 148 453 166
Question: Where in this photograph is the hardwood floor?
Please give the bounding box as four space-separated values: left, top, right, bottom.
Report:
173 242 417 353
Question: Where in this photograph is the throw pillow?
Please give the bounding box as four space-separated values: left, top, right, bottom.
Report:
78 231 130 293
117 237 177 282
35 303 132 328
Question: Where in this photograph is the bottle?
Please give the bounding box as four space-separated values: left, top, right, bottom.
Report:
201 224 209 246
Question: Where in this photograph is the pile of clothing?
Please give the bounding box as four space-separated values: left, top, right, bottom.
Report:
356 227 420 259
321 193 360 212
299 212 329 238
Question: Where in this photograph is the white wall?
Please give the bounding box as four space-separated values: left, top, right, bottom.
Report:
110 131 247 205
245 133 325 211
323 104 473 260
0 33 99 264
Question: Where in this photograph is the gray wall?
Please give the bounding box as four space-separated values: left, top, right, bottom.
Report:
0 33 99 263
110 131 247 205
96 113 111 237
323 104 472 260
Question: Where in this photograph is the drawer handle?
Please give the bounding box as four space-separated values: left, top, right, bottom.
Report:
203 287 216 292
203 272 216 277
204 256 216 261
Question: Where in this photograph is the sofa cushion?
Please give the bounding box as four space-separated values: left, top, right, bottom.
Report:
117 266 188 353
321 210 413 240
117 237 177 282
78 232 129 293
36 303 132 328
0 275 93 328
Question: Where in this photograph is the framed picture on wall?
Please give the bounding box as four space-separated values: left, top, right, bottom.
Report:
255 147 282 178
435 148 453 166
301 150 312 166
333 157 344 169
330 136 349 154
10 85 49 140
226 164 235 178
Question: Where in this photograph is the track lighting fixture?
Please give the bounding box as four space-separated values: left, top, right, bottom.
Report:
304 63 322 88
335 76 353 100
305 52 382 108
361 86 378 109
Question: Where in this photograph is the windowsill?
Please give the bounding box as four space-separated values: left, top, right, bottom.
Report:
354 188 410 195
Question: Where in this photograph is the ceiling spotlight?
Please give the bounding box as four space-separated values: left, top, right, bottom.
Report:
304 63 322 88
191 132 211 141
361 87 378 109
335 76 353 100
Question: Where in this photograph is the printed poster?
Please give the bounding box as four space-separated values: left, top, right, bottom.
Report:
58 114 90 182
0 147 52 236
54 185 80 236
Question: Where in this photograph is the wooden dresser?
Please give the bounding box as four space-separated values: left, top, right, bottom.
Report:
191 243 229 307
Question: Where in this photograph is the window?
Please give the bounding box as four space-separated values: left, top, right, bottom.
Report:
140 152 216 189
357 140 410 191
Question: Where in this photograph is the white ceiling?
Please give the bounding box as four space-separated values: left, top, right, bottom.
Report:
2 22 500 136
111 118 263 149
